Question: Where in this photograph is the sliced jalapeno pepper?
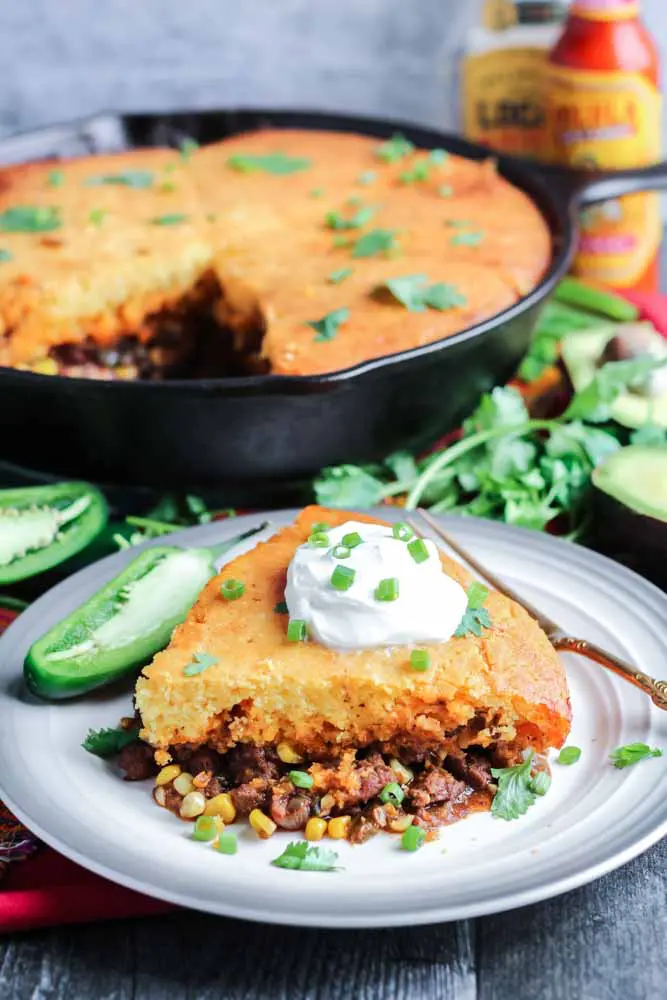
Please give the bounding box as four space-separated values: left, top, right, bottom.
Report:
0 482 108 585
24 524 266 700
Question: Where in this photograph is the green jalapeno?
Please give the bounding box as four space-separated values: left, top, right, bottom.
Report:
0 482 108 585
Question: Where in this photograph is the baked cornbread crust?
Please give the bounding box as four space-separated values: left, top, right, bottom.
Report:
0 129 551 377
135 506 571 757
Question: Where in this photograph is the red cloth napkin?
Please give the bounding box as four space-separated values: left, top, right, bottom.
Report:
1 288 665 933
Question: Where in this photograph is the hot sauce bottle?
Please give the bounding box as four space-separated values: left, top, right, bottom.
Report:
545 0 662 292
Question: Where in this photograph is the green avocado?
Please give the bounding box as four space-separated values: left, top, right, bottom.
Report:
561 323 667 430
592 446 667 523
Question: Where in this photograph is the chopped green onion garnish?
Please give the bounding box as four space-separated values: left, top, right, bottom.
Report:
530 771 551 796
342 532 363 548
309 531 330 548
379 782 405 807
392 522 414 542
557 746 582 766
215 831 238 855
332 544 351 559
401 824 426 851
289 770 314 789
331 565 356 591
311 521 330 533
407 538 429 564
221 579 245 601
287 619 308 642
375 577 399 602
192 815 219 842
409 650 430 672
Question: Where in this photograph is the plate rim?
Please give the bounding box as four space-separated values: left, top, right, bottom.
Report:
1 509 666 928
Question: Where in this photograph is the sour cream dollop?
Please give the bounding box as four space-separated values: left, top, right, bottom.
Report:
285 520 468 651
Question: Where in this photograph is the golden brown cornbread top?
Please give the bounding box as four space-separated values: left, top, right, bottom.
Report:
0 129 551 374
135 507 570 754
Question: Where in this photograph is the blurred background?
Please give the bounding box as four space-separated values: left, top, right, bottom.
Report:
1 0 663 139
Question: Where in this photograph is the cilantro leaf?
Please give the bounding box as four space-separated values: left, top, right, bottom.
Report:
375 133 415 164
400 158 431 184
357 170 377 185
491 752 540 820
88 208 107 226
325 205 376 230
557 746 582 765
0 248 13 263
85 171 154 189
450 229 485 247
82 726 139 758
179 138 199 161
423 282 467 310
545 422 621 467
383 274 466 312
352 229 400 258
463 386 529 434
226 153 311 175
183 651 219 677
271 841 340 872
328 267 353 284
314 464 385 508
454 583 492 637
609 743 663 769
306 307 350 343
385 450 419 483
0 206 61 233
150 214 189 226
564 357 667 423
48 169 64 188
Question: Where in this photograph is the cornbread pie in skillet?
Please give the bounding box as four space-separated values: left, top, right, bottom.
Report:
131 507 571 845
0 128 550 379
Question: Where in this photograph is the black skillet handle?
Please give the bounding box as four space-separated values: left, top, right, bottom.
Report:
542 160 667 207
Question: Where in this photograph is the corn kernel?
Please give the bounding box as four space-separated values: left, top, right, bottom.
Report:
277 742 303 764
31 358 58 376
305 817 327 841
153 786 167 808
204 793 236 824
249 808 277 839
327 816 352 840
173 772 194 796
180 791 207 819
155 764 182 787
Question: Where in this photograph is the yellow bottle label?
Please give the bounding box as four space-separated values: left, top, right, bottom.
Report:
461 47 551 158
545 64 662 286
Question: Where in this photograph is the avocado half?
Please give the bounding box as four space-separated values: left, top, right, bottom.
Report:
561 324 667 429
592 446 667 571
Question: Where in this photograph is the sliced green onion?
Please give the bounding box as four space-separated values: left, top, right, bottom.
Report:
311 521 331 533
379 782 405 807
309 531 330 548
407 538 429 564
332 544 351 559
192 815 219 842
557 746 582 766
409 649 430 672
392 522 414 542
287 619 308 642
342 531 363 548
221 579 245 601
289 770 314 789
331 565 356 591
401 824 426 851
375 577 399 602
531 771 551 796
215 831 238 855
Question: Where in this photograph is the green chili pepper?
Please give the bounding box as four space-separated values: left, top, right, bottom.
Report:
24 524 266 700
0 482 108 585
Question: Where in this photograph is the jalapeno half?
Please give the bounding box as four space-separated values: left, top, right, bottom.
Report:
0 482 108 585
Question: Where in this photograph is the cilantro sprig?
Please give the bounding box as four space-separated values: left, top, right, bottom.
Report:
491 751 549 821
383 274 467 312
325 205 376 231
82 726 139 758
271 841 341 872
609 743 663 769
454 582 492 638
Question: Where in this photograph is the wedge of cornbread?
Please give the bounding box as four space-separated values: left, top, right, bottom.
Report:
0 148 213 370
135 506 571 758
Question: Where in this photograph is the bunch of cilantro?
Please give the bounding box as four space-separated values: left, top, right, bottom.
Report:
314 355 667 537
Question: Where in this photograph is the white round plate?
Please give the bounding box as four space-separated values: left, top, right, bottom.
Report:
0 510 666 928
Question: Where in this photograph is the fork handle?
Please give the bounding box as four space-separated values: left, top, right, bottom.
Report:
552 636 667 711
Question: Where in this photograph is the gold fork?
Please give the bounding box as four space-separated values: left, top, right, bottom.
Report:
409 508 667 711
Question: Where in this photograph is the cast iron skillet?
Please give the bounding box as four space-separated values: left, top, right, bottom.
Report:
1 108 667 496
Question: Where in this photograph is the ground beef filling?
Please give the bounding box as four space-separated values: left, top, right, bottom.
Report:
119 739 525 844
